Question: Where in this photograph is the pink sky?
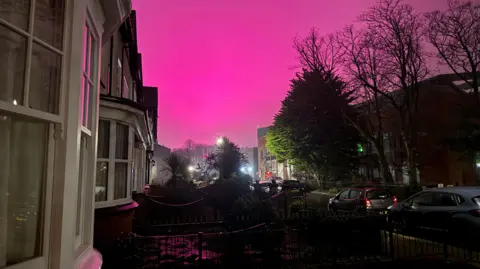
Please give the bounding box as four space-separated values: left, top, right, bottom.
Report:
133 0 447 149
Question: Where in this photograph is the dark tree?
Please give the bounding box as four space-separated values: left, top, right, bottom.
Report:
206 137 248 180
161 153 190 188
268 69 361 188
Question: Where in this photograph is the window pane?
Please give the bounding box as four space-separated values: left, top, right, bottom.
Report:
82 25 88 74
89 32 96 79
366 189 392 199
97 120 109 158
34 0 64 49
436 193 457 207
0 113 49 265
123 76 129 99
82 81 92 128
115 124 128 159
0 0 30 30
95 162 108 202
114 163 127 199
0 24 26 106
112 58 121 97
349 189 361 199
338 190 349 199
412 193 434 206
29 42 61 114
76 135 86 236
100 38 110 94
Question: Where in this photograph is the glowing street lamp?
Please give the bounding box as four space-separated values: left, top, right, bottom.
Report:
188 165 194 172
216 137 224 146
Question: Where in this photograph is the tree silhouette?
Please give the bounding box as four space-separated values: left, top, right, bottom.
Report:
161 153 190 188
206 137 248 180
268 69 361 188
426 0 480 104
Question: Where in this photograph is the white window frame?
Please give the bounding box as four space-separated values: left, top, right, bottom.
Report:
116 58 122 96
133 143 146 192
96 119 134 209
74 10 100 250
0 0 68 267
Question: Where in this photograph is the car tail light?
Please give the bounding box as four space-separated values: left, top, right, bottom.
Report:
365 198 372 207
469 209 480 217
393 196 398 204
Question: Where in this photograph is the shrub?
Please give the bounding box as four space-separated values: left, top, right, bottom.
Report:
231 193 279 221
328 187 339 194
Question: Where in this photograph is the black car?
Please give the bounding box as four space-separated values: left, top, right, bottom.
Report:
281 180 305 190
328 187 397 214
389 187 480 235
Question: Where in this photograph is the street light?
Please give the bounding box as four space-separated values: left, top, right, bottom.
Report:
216 137 224 146
188 165 194 172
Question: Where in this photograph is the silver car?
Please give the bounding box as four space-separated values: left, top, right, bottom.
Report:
389 187 480 235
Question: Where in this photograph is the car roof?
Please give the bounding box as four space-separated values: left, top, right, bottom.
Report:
346 187 388 191
423 187 480 198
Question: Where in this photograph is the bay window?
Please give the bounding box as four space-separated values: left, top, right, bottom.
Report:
0 0 65 267
95 119 134 207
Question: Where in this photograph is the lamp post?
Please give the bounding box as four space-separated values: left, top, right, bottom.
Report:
216 136 224 178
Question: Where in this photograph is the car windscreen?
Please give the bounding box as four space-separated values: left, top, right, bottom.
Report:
366 189 392 199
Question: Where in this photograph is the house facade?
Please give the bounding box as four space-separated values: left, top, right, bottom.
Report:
94 9 156 267
152 144 172 185
239 146 258 179
0 1 156 268
257 126 293 181
357 74 479 187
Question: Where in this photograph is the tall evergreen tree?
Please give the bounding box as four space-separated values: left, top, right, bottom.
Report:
267 69 361 187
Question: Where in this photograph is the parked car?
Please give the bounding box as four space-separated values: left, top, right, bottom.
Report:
388 187 480 235
328 187 397 214
281 180 305 190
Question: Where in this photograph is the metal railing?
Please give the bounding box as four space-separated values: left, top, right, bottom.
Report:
116 212 480 269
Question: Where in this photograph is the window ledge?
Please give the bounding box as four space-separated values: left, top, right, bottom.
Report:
76 248 102 269
95 198 133 209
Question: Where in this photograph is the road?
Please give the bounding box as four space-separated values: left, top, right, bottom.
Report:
306 191 334 210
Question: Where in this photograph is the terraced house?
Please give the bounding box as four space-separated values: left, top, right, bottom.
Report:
0 1 156 268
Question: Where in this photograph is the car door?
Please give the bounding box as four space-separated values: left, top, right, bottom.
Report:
332 189 351 211
347 189 363 212
425 192 459 231
403 192 435 229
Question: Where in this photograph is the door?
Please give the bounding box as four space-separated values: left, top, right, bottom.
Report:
402 192 435 229
332 189 350 211
347 189 363 211
425 192 460 231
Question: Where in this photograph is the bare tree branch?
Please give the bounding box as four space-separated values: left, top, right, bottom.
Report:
425 0 480 104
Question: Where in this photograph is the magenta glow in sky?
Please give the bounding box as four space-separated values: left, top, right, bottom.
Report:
133 0 446 149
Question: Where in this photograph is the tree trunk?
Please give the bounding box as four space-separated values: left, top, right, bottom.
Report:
377 147 394 184
403 136 418 186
